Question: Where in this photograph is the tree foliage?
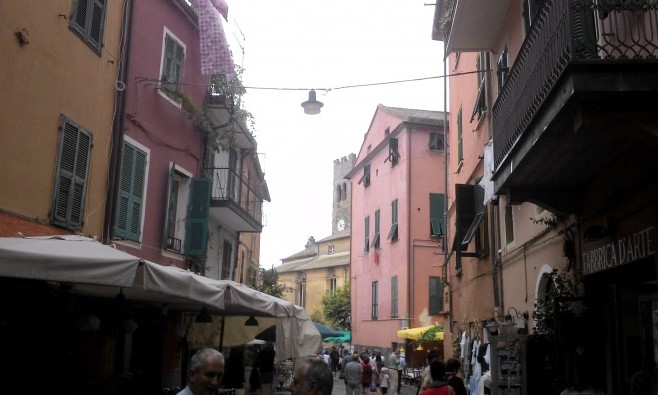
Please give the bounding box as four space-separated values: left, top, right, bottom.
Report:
254 267 289 299
321 282 351 331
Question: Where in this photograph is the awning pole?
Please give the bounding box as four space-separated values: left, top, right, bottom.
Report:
219 315 226 351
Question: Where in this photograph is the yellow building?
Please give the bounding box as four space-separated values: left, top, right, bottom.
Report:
276 232 351 318
0 1 123 238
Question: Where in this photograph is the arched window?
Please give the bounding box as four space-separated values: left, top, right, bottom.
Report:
336 185 342 202
341 183 347 200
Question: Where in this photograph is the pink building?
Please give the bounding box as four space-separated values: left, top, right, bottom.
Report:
346 105 448 360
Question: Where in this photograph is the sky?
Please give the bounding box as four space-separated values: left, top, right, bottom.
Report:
223 1 446 267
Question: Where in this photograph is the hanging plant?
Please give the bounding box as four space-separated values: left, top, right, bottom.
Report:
532 268 577 337
419 324 444 345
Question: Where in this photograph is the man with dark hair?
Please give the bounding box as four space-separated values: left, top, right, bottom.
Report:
291 358 334 395
344 353 364 395
445 358 466 395
420 361 454 395
178 348 225 395
419 350 441 392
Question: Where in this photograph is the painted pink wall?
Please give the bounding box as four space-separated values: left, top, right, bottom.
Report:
351 106 447 350
118 0 206 265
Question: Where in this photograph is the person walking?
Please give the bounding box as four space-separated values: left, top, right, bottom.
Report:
387 349 400 395
178 348 225 395
361 355 373 395
380 368 390 395
397 352 406 394
345 353 364 395
291 358 333 395
330 347 341 378
444 358 466 395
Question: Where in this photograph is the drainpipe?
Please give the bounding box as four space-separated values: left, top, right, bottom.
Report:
103 0 134 243
407 124 413 332
442 43 453 333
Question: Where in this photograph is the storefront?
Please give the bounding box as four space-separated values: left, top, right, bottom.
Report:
577 206 657 394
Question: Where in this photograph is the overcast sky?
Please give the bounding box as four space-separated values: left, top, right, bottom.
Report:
224 1 446 267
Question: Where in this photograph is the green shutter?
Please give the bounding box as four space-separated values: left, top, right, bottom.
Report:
185 178 211 256
52 118 92 230
114 142 146 241
430 193 445 237
455 184 476 251
429 277 444 314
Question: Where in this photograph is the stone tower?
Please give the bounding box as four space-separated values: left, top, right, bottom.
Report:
332 153 356 234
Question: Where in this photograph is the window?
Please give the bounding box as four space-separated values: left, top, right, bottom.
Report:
336 185 342 202
457 107 463 163
328 277 337 295
371 281 379 319
391 276 398 317
505 204 515 244
364 216 370 253
70 0 106 53
342 183 347 200
115 141 147 241
163 164 208 255
221 240 233 280
299 283 306 308
461 182 488 253
52 116 92 230
387 138 400 166
160 32 185 99
497 47 509 93
430 193 445 238
328 245 335 255
429 132 445 151
372 209 381 249
471 52 487 122
429 277 444 315
387 199 399 241
358 164 371 187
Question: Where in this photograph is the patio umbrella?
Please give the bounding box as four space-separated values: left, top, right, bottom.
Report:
312 322 341 339
324 330 351 343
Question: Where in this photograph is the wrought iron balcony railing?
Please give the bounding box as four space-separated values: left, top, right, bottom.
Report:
204 167 264 227
492 0 658 171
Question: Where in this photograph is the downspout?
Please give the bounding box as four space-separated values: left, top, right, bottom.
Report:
443 44 453 333
485 51 504 315
407 124 413 331
103 0 134 243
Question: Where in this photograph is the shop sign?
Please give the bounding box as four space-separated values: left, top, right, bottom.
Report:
582 226 656 275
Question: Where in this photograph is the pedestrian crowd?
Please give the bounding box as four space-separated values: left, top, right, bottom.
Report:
177 346 465 395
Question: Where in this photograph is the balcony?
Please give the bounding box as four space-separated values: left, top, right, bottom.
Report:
205 167 264 232
490 0 658 213
435 0 514 52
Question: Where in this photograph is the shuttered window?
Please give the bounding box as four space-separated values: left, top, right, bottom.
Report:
52 117 93 230
364 216 370 253
429 277 444 315
391 276 398 318
70 0 106 53
372 209 381 249
161 34 185 96
358 164 371 187
114 142 147 241
371 281 378 320
185 178 211 256
430 193 445 238
457 107 464 163
387 138 400 166
387 199 399 241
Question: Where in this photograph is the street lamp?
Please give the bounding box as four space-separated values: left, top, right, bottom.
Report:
301 89 323 115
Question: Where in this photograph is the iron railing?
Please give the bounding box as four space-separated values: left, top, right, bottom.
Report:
492 0 658 170
204 167 264 226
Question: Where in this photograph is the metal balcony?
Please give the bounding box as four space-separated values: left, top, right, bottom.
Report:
205 167 264 232
490 0 658 213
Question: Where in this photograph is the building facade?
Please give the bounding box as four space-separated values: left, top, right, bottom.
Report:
0 0 123 238
435 0 658 393
346 105 448 361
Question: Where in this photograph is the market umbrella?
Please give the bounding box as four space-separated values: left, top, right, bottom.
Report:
324 330 351 343
312 322 341 339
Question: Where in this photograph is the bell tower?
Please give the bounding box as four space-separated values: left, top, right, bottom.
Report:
332 154 356 234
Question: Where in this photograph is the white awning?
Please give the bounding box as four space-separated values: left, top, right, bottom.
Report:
0 235 320 360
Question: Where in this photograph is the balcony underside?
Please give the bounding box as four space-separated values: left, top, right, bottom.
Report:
493 64 658 214
210 202 262 233
445 0 513 52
